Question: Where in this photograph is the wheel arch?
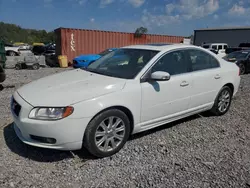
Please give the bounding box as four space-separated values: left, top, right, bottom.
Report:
223 83 234 94
87 105 135 134
6 50 18 55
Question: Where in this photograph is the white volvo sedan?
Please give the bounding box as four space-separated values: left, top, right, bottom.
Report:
11 44 240 157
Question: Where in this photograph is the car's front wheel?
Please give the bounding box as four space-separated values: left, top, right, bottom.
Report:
238 63 246 75
7 51 16 56
83 109 131 158
211 86 233 116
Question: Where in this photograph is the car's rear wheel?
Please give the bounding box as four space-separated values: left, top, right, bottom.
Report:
83 109 131 158
210 86 232 116
238 63 246 75
15 63 22 70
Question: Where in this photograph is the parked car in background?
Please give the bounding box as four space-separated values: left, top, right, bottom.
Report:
223 50 250 74
32 43 55 56
73 48 117 68
4 43 20 56
11 44 240 158
225 43 250 54
14 43 31 50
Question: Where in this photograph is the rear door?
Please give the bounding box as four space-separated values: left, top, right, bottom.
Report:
186 49 222 109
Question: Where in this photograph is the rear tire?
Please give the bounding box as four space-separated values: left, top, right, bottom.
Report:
83 109 131 158
210 86 233 116
15 64 22 70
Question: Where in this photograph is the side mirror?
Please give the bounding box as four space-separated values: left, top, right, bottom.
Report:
150 71 170 81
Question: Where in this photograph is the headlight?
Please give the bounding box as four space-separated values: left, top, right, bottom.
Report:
79 60 87 62
29 106 74 120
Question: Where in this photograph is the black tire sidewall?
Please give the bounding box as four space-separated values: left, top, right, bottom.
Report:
15 64 22 70
84 109 131 158
32 64 39 70
238 63 245 75
9 51 15 56
212 86 233 116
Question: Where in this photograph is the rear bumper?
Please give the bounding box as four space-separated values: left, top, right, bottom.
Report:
233 76 241 97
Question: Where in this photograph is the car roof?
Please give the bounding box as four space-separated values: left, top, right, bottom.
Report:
202 43 227 45
121 43 196 51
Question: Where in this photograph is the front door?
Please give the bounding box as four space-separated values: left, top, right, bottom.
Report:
140 49 193 125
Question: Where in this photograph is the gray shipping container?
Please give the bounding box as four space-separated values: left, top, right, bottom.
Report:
194 27 250 47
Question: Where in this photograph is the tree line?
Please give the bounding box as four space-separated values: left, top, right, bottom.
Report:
0 22 55 44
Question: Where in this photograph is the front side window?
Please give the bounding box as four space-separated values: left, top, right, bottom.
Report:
212 45 217 50
151 50 191 75
187 49 220 71
87 48 159 79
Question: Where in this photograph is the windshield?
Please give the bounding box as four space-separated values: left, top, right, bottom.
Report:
86 48 159 79
98 49 114 56
226 51 249 59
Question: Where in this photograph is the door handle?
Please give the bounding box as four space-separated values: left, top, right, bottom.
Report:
180 81 189 87
214 74 221 79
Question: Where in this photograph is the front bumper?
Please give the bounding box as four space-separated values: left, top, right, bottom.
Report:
11 92 91 151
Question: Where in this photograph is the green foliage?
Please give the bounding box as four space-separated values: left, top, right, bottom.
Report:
134 27 148 38
0 22 55 44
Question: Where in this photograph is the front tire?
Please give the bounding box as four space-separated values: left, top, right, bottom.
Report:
238 63 246 75
83 109 131 158
210 86 233 116
7 51 16 56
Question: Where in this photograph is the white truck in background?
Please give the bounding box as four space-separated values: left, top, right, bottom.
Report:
202 43 228 58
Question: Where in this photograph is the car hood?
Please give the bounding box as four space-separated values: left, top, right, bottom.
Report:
17 69 126 106
74 54 101 61
224 57 246 62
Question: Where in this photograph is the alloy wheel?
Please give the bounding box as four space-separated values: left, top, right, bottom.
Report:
218 89 231 113
239 64 245 75
95 116 125 152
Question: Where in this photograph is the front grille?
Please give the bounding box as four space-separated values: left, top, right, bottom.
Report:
11 97 21 117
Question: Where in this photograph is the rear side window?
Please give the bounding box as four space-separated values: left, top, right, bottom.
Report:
202 45 209 49
187 49 220 71
218 45 223 50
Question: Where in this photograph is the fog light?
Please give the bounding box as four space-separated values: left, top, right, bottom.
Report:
30 135 56 144
45 138 56 144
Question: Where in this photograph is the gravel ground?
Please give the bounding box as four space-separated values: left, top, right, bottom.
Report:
0 68 250 188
